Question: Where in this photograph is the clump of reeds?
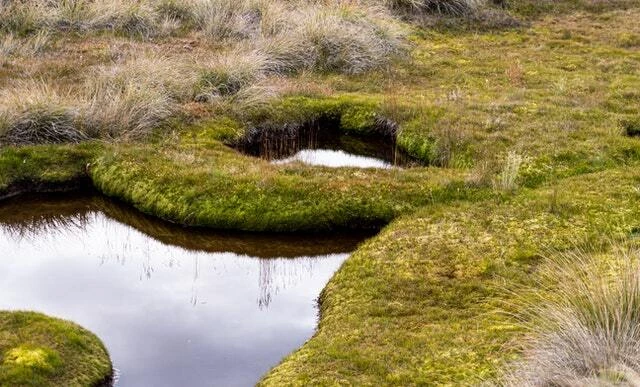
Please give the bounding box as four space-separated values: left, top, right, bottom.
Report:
502 245 640 386
0 81 87 145
494 151 523 192
383 0 480 16
82 55 193 139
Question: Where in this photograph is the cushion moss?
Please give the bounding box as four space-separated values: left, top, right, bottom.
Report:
0 312 111 387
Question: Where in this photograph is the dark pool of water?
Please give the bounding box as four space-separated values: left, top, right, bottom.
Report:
0 193 371 386
235 123 420 168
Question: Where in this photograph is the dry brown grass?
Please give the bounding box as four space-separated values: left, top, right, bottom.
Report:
0 81 86 144
0 0 407 143
502 245 640 386
0 31 50 58
382 0 480 15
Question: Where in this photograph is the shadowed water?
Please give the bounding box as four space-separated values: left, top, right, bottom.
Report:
235 123 420 168
0 193 371 386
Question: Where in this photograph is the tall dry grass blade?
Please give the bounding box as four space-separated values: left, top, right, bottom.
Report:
501 245 640 386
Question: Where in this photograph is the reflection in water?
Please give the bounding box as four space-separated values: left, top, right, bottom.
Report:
0 193 370 386
0 193 370 258
235 122 420 168
273 149 392 168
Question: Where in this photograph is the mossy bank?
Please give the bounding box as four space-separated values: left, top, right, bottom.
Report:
0 312 112 386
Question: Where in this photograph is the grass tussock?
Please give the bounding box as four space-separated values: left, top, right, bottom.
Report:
194 1 407 75
1 0 166 37
82 55 194 139
0 56 190 143
196 49 267 99
0 82 86 145
0 0 407 46
1 0 406 143
494 151 523 192
503 245 640 386
83 57 195 139
192 0 260 40
623 117 640 137
83 78 173 140
384 0 480 15
291 5 405 74
0 31 50 58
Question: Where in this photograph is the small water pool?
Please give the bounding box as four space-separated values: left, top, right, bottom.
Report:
234 122 420 168
0 193 370 386
273 149 393 168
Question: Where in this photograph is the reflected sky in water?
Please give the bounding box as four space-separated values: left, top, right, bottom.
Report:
273 149 392 168
0 195 364 386
235 123 420 169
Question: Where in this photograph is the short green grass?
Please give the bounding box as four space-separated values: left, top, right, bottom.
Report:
0 311 112 386
0 143 100 199
261 165 640 385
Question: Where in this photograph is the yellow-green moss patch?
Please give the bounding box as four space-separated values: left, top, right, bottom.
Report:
0 312 111 386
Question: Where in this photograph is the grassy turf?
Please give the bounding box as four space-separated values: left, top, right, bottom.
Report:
88 116 477 231
0 312 112 386
0 143 101 199
261 165 640 384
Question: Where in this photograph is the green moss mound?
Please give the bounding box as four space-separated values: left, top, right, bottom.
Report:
0 312 112 387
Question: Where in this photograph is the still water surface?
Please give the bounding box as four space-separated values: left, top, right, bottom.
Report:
235 124 419 168
0 194 369 386
273 149 392 168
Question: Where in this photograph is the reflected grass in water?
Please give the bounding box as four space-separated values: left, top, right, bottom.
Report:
0 192 373 257
234 120 421 168
0 192 370 386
